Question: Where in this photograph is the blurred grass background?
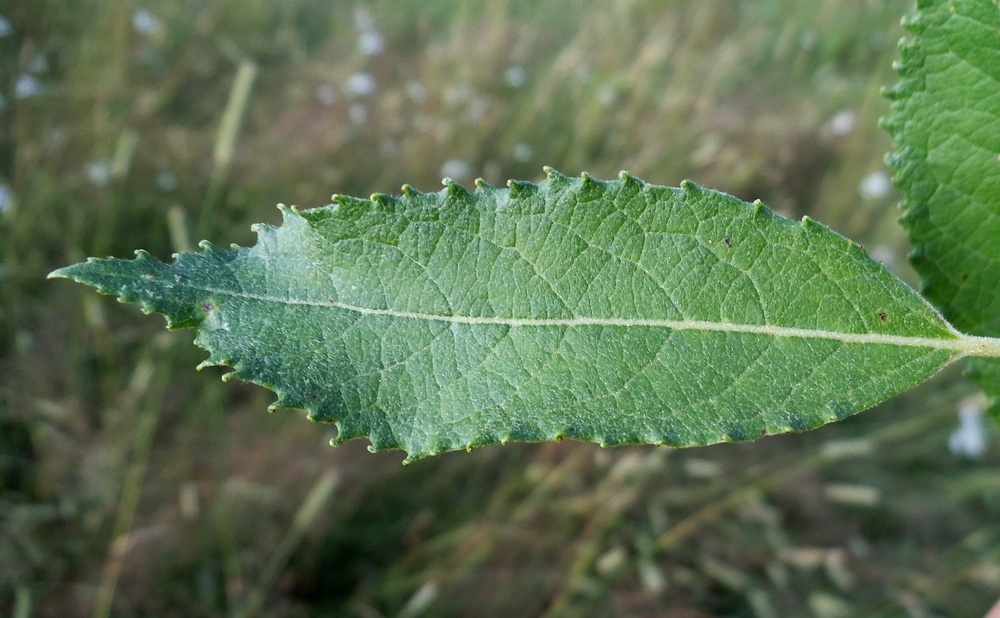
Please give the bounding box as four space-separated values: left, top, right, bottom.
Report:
2 0 999 616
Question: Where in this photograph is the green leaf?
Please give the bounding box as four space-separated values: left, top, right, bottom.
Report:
51 170 997 461
884 0 1000 420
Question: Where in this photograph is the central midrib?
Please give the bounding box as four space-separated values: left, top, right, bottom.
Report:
180 284 1000 357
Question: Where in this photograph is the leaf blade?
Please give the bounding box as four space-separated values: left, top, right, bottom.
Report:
52 170 965 460
885 0 1000 418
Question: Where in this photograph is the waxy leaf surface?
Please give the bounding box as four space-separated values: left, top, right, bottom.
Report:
885 0 1000 419
52 170 965 461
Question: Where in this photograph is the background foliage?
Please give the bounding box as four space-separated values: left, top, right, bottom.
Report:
2 0 999 616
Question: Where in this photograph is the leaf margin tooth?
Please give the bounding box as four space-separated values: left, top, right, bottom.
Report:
507 178 536 198
618 170 641 188
542 166 571 186
442 177 471 200
370 192 394 207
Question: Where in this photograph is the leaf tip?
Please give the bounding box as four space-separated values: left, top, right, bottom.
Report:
474 177 494 191
47 266 71 280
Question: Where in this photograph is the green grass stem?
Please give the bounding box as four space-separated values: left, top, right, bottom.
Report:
233 471 340 618
197 60 258 241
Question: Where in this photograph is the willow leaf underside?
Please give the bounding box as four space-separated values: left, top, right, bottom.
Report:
52 170 981 461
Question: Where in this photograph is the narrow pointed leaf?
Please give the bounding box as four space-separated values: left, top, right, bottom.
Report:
885 0 1000 419
52 170 984 461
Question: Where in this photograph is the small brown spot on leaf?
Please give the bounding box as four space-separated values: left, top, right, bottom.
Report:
723 236 732 247
202 302 214 314
879 311 888 322
962 273 970 282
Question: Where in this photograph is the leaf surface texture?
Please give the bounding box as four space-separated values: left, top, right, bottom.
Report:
53 170 963 460
885 0 1000 419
